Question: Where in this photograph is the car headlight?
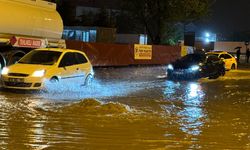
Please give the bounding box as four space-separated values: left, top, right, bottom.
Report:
1 67 9 75
190 65 200 71
32 70 45 77
167 64 174 70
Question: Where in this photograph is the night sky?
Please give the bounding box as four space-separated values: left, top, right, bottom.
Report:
63 0 250 35
202 0 250 34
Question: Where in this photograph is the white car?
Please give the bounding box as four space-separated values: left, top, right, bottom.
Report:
1 48 94 90
206 51 237 70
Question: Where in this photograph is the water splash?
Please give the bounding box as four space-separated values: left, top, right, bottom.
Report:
60 99 133 115
38 78 162 101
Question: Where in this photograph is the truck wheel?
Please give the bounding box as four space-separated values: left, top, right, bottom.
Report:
7 51 25 65
0 53 6 69
8 55 22 65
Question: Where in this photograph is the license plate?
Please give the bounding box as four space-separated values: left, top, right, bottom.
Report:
8 78 24 82
174 71 184 75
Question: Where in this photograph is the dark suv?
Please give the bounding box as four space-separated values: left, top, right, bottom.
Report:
167 53 225 80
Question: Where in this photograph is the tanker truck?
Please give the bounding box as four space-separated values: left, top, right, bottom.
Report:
0 0 64 69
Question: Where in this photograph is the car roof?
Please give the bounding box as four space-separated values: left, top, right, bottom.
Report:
206 51 228 54
34 48 84 53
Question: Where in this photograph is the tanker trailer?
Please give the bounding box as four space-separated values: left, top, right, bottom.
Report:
0 0 64 68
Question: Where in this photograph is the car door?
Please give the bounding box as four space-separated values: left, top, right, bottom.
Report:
57 52 80 83
74 52 91 77
219 54 228 69
220 54 233 70
225 54 235 69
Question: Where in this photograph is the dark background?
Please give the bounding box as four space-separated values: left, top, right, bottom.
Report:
202 0 250 34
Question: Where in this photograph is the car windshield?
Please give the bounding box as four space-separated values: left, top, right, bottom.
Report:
208 53 219 57
18 50 62 65
179 54 206 63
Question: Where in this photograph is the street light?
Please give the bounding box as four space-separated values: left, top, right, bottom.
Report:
205 32 210 38
205 38 210 43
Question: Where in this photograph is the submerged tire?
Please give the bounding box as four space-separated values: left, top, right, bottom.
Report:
50 77 59 83
84 74 93 86
208 74 220 79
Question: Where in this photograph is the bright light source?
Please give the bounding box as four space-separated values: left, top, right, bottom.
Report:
1 67 9 75
190 65 200 71
205 32 210 37
167 64 174 70
205 38 210 43
32 70 45 77
189 83 199 97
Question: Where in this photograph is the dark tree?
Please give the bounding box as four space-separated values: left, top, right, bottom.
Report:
121 0 213 45
93 8 110 27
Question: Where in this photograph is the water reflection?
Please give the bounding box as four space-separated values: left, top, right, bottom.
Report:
0 94 49 149
163 81 205 136
180 82 205 136
0 66 249 149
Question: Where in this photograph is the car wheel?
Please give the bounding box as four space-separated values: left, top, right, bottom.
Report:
208 71 220 79
50 76 59 83
220 67 226 76
231 64 236 70
84 74 93 86
208 75 219 79
221 69 226 76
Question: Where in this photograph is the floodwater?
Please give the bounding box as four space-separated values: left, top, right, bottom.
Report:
0 66 250 149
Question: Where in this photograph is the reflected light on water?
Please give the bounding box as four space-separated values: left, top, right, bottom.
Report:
163 81 206 136
29 119 50 150
188 83 199 98
0 95 50 149
163 81 181 99
179 82 205 136
0 97 10 148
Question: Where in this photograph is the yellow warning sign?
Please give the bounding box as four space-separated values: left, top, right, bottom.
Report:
134 44 152 60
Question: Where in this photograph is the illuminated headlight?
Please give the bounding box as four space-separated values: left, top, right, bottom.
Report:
167 64 174 70
32 70 45 77
190 65 200 71
1 67 9 75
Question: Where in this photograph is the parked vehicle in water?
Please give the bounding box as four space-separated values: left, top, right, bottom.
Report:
167 53 225 80
1 48 94 90
206 51 237 70
0 0 64 69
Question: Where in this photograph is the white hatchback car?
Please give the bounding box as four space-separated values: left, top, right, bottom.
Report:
1 48 94 90
206 51 237 70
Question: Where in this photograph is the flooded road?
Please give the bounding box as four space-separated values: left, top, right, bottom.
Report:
0 66 250 149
